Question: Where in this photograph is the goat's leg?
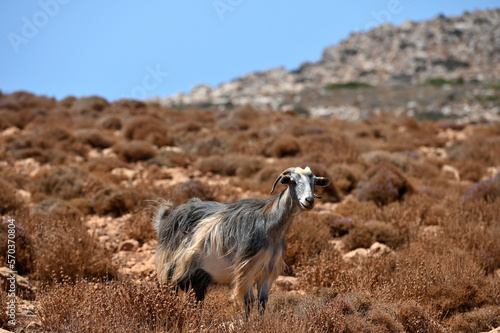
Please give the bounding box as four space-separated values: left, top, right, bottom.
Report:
243 285 255 318
256 279 270 315
190 269 213 302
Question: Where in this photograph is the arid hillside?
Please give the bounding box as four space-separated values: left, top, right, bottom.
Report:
153 9 500 119
0 90 499 332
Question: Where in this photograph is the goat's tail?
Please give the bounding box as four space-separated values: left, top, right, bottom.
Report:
154 199 175 283
153 199 174 234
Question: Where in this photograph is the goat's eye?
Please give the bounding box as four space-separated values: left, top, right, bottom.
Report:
289 179 296 185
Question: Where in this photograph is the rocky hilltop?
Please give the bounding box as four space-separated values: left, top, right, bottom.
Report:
152 9 500 122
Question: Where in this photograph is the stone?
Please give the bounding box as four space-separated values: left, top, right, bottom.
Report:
343 248 370 264
442 165 460 181
369 242 393 257
0 267 35 292
273 276 299 291
118 239 140 252
111 167 136 180
328 239 347 253
15 189 31 204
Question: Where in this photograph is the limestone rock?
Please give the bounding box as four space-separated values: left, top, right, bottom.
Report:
273 276 299 291
118 239 140 252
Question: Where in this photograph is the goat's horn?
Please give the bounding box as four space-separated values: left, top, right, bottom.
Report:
270 167 296 194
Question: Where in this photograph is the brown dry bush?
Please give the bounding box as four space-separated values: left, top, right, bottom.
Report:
81 185 151 217
300 133 359 165
15 211 116 282
30 165 89 202
196 154 264 177
113 140 156 162
268 135 301 157
0 220 34 275
441 199 500 273
309 296 348 332
396 301 444 333
447 305 500 333
123 115 172 146
447 133 500 166
328 164 362 195
98 114 122 130
356 163 413 206
309 291 409 333
123 209 156 245
0 178 23 214
363 220 404 249
342 224 376 251
391 241 497 317
70 95 109 114
74 128 115 149
297 246 355 291
38 279 200 333
85 157 128 173
284 212 332 272
146 149 192 168
457 159 486 182
242 163 291 194
167 179 215 205
0 289 9 329
190 133 229 157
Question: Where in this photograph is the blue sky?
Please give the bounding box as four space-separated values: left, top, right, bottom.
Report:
1 1 498 101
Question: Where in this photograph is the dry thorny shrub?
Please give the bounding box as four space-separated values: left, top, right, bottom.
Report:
12 211 117 283
38 279 201 333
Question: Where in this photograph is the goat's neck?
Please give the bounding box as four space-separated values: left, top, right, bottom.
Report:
265 188 300 239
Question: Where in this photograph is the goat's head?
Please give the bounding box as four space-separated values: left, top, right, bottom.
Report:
270 166 330 210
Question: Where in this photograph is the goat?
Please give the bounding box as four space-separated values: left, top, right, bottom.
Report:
154 166 330 315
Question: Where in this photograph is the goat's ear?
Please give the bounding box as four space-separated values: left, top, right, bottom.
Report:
280 175 291 185
314 177 330 187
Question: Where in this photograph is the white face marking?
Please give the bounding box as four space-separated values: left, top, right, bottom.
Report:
292 167 315 210
295 166 312 175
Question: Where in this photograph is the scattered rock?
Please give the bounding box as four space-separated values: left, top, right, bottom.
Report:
273 276 299 291
369 242 393 257
343 242 394 264
343 248 370 264
0 127 20 138
0 328 14 333
26 321 42 331
328 239 347 253
118 239 140 252
0 267 35 300
13 158 41 177
418 147 448 160
421 225 443 238
442 165 460 181
480 327 500 333
15 189 31 204
111 167 136 180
